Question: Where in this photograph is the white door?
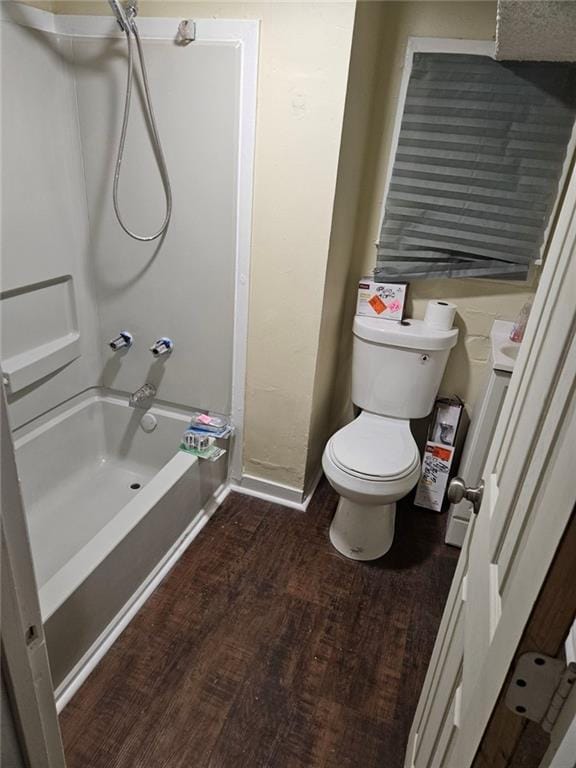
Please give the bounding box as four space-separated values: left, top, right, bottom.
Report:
1 387 67 768
405 167 576 768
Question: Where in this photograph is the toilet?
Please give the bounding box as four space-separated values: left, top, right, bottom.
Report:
322 313 458 560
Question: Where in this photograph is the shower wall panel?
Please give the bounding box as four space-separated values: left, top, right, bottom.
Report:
71 37 239 416
1 20 101 429
2 19 240 429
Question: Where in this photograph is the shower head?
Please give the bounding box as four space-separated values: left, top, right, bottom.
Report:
108 0 129 31
108 0 138 32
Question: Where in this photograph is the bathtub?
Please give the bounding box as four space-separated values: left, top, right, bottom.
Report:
14 389 228 701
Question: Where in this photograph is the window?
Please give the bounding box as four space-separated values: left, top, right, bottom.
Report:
376 43 576 281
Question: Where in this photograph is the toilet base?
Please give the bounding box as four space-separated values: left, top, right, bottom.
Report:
329 497 396 561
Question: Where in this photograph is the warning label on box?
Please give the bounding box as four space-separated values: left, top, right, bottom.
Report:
414 442 455 512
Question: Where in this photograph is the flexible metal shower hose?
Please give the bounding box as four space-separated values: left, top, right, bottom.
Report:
113 23 172 241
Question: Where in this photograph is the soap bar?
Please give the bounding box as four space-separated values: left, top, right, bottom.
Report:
186 425 233 440
189 412 229 433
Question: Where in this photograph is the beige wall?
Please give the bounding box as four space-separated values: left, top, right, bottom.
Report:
305 1 386 487
48 0 357 492
306 1 537 489
20 0 55 10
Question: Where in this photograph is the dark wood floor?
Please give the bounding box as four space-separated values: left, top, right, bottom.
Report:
60 480 458 768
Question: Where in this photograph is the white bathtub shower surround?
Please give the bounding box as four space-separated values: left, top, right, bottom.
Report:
66 13 257 484
0 13 102 430
1 3 257 483
14 390 228 701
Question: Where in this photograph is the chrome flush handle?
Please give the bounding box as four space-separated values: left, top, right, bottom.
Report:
447 477 485 515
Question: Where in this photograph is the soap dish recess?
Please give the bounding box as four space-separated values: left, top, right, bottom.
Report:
2 332 81 393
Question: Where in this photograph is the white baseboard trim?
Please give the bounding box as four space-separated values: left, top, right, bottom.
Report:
230 469 323 512
230 475 306 511
444 515 469 548
55 483 230 713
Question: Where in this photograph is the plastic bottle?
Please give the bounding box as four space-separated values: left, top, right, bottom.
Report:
509 301 532 343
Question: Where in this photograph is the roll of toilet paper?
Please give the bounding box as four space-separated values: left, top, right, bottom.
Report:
424 300 456 331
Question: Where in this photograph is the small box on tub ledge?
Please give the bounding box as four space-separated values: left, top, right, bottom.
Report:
356 278 408 321
179 412 233 462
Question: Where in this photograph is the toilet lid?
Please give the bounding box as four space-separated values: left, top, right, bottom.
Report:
329 414 419 480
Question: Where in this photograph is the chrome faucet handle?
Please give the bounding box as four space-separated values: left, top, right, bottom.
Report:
150 337 174 357
109 331 133 351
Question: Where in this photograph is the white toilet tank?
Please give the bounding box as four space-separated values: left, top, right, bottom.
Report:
352 316 458 419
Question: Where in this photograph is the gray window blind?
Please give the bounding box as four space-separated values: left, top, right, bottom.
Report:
376 54 576 281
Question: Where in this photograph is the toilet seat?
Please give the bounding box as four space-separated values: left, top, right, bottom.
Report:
328 412 419 482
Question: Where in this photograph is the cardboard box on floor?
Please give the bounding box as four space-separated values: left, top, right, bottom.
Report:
415 397 469 513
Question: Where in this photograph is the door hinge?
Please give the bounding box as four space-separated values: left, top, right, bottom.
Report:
505 652 576 733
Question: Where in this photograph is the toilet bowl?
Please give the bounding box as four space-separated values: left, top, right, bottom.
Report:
322 412 421 560
322 311 458 560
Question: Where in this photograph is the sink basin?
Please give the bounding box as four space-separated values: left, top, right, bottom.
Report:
491 321 521 373
500 343 520 362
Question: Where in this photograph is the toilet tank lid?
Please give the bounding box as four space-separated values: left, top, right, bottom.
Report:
353 316 458 351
